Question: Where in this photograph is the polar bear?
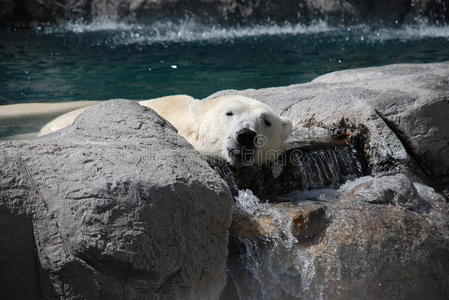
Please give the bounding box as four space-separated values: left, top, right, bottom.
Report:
39 95 292 165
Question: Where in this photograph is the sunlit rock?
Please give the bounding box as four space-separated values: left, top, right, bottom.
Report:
0 100 233 299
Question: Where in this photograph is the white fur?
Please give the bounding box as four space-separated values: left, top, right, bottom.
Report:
39 95 292 165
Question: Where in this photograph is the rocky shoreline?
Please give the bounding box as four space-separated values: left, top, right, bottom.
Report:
1 61 449 299
1 0 448 26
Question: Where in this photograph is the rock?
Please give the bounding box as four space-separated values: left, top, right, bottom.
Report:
228 174 449 300
0 100 233 299
305 0 410 24
412 0 449 23
307 191 449 300
209 61 449 197
0 0 307 24
305 0 449 24
216 138 364 201
1 0 448 25
339 173 429 210
0 0 14 20
230 201 326 242
221 62 449 299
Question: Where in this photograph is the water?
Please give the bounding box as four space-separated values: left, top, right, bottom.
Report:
228 144 364 201
1 20 449 104
230 190 326 300
227 143 363 299
1 19 446 299
292 148 363 190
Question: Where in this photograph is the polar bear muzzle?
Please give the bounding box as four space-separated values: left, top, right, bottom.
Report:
227 127 262 165
235 128 257 148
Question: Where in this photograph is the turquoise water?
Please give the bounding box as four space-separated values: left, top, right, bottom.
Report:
1 21 449 105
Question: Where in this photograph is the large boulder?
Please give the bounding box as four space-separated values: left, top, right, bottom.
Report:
228 176 449 300
0 100 233 299
210 61 449 197
216 61 449 299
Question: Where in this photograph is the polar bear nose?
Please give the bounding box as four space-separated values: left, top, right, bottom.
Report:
236 128 257 147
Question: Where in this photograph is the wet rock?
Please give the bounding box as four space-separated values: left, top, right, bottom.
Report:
305 0 410 24
310 195 449 300
1 0 448 25
412 0 449 23
230 200 326 242
0 100 233 299
231 212 278 239
210 61 449 196
228 175 449 300
220 61 449 300
215 138 364 201
276 202 327 241
305 0 449 24
0 0 307 24
339 173 429 211
0 0 14 20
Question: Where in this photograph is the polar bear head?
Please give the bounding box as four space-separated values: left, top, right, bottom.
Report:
188 95 292 165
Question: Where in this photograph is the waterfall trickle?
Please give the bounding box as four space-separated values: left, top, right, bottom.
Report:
228 190 327 300
226 140 365 201
292 147 363 190
223 137 368 300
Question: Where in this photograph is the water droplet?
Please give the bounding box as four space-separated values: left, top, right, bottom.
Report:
338 59 342 63
148 67 152 71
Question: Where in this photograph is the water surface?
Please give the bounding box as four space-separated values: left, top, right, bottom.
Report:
1 20 449 104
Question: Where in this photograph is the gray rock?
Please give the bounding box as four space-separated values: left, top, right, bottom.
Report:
338 173 429 211
412 0 449 24
0 99 233 299
305 0 411 23
0 0 307 24
215 138 364 201
1 0 447 25
311 188 449 300
217 61 449 299
209 61 449 196
228 173 449 300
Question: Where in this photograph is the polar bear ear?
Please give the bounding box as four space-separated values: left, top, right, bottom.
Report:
281 116 293 140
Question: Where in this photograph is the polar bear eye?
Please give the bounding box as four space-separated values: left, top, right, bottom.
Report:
264 119 272 127
226 111 233 116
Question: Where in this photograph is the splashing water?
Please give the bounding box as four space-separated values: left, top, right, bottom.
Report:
228 143 366 299
1 19 449 107
39 19 332 44
294 148 363 190
231 190 325 300
39 19 449 45
235 190 298 247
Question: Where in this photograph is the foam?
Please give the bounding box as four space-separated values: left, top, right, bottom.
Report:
38 19 449 46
